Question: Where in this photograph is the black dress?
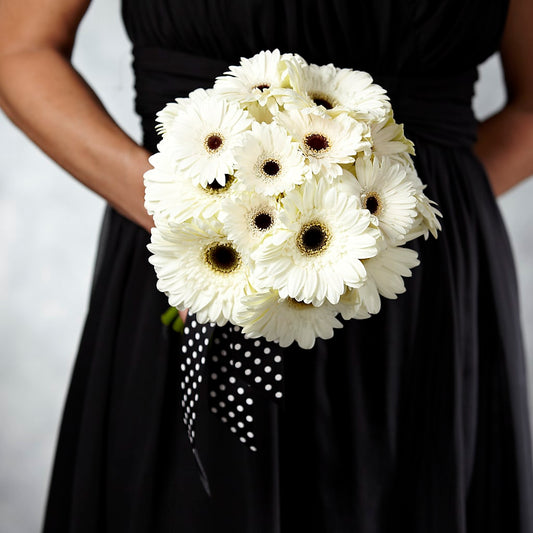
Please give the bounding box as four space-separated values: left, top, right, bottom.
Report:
42 0 533 531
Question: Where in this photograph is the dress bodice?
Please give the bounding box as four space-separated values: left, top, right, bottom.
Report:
122 0 509 154
122 0 508 76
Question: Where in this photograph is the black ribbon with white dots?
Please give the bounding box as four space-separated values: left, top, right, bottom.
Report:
178 316 285 496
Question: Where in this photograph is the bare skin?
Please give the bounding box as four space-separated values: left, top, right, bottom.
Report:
474 0 533 195
0 0 187 322
0 0 531 326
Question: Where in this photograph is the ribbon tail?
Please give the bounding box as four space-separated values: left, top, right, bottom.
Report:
192 447 211 497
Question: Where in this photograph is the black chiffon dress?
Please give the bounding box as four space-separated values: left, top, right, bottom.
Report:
42 0 533 532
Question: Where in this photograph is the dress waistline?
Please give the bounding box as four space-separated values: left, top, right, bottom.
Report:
131 45 480 153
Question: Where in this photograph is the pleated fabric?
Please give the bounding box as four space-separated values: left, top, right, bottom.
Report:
42 0 533 532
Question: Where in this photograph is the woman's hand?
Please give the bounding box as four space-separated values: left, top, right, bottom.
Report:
0 0 153 233
179 310 189 324
474 0 533 196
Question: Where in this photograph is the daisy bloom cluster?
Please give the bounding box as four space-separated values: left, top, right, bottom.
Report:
145 49 442 349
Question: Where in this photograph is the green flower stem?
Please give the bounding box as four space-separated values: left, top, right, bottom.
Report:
161 306 179 326
171 315 185 334
161 306 185 334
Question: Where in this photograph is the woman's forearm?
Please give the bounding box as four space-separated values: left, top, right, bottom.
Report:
0 47 153 232
474 102 533 197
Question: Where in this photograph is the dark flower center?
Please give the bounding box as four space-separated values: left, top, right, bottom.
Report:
205 243 241 273
297 222 330 256
363 192 381 215
262 159 281 176
253 83 271 91
205 133 224 152
253 212 274 231
310 93 334 109
204 174 234 194
304 133 330 152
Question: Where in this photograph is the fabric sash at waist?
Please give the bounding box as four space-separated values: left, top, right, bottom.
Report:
132 46 480 153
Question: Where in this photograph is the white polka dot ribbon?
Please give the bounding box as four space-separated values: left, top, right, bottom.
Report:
178 316 285 496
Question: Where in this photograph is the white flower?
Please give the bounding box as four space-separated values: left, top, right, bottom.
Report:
403 196 442 242
365 243 420 298
246 101 275 123
144 148 238 221
277 110 367 181
253 177 379 306
167 94 252 187
285 63 391 120
338 242 419 319
234 121 310 196
214 49 295 115
401 164 442 241
147 217 250 326
337 283 381 320
416 194 442 240
353 157 418 244
284 63 391 120
220 192 280 258
155 88 214 136
236 289 343 349
366 113 415 159
279 51 308 92
331 67 391 120
335 166 363 198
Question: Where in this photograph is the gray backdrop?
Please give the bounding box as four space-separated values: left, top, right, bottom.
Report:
1 1 532 531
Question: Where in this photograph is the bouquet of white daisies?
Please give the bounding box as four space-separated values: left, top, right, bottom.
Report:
145 49 441 349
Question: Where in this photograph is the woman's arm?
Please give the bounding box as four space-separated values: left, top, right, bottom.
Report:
0 0 153 232
474 0 533 196
0 0 189 322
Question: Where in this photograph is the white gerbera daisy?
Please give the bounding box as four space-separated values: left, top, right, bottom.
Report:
337 282 381 320
279 51 308 92
403 195 442 242
284 63 391 120
148 217 250 326
214 49 295 115
246 101 275 123
286 63 390 119
167 94 252 187
364 243 420 299
236 289 343 349
332 67 391 120
253 177 379 306
335 166 363 198
401 164 442 241
277 110 367 181
155 88 214 136
366 113 415 159
220 192 280 257
234 121 310 196
144 148 237 221
338 242 419 319
353 157 418 244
